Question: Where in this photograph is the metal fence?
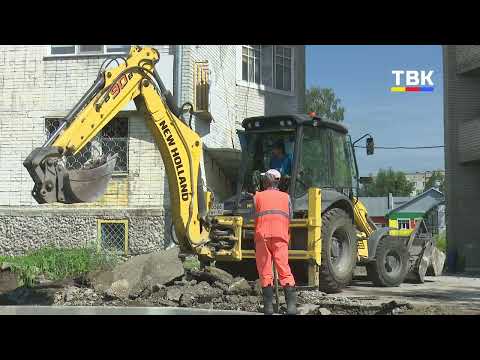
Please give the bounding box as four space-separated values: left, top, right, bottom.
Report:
45 117 129 174
97 219 129 255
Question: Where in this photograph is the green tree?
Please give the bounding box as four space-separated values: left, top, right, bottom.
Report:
361 168 415 197
424 170 445 193
306 87 345 122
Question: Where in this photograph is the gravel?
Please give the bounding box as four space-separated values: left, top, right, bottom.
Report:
1 254 419 314
44 271 414 315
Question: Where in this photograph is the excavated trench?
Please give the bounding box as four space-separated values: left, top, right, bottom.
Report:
0 267 413 315
0 249 418 314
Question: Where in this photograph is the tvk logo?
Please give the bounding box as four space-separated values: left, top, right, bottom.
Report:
390 70 434 93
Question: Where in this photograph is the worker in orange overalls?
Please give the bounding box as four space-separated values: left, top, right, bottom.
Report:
253 169 296 315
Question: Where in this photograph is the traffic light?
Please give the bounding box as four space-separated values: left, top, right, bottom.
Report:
366 137 374 155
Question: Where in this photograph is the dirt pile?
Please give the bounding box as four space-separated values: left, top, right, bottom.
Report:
49 269 413 314
50 267 264 312
1 252 415 314
87 247 185 299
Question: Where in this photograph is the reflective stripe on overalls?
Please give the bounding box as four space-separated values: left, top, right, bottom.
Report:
254 209 290 219
254 189 291 241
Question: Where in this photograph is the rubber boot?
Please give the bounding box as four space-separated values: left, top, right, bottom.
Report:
283 286 297 315
262 286 274 315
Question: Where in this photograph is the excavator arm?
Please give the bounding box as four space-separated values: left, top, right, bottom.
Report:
23 46 210 254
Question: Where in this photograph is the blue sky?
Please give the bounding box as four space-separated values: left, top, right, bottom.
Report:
306 45 444 176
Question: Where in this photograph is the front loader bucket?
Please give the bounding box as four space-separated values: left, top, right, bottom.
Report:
23 146 118 204
426 246 446 277
405 235 434 284
403 219 443 283
61 154 118 203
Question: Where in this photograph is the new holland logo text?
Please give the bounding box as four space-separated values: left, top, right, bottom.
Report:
390 70 434 93
157 119 189 202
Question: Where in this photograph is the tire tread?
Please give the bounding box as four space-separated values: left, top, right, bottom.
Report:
366 237 409 287
319 208 356 293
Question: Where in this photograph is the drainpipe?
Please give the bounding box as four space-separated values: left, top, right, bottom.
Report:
178 45 208 197
175 45 183 107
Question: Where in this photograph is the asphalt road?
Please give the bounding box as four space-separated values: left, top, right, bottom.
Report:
343 274 480 314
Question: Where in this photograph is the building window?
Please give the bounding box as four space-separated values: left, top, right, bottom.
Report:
50 45 131 56
106 45 131 53
397 219 410 230
239 45 294 93
275 46 292 91
101 118 129 173
78 45 104 54
45 117 129 174
193 61 210 112
242 45 261 83
97 219 129 255
50 45 76 55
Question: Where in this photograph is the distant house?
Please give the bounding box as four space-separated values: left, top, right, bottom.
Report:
360 188 445 235
387 188 445 237
359 194 412 227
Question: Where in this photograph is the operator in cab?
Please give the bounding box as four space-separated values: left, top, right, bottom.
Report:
253 169 296 315
269 141 292 176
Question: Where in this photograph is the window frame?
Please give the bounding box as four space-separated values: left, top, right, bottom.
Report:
274 45 293 92
49 45 131 57
236 45 295 96
241 45 261 83
397 218 411 230
97 219 129 256
100 117 130 176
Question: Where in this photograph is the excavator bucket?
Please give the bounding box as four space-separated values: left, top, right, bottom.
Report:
60 154 118 203
23 146 118 204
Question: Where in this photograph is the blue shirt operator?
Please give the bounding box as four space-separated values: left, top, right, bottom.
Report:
269 141 292 176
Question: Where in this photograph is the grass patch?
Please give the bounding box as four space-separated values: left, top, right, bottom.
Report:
0 245 119 287
182 256 200 271
435 231 447 252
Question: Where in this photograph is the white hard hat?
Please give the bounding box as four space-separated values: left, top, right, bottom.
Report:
261 169 281 181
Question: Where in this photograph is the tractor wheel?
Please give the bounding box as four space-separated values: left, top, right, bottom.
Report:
366 236 409 287
319 208 357 293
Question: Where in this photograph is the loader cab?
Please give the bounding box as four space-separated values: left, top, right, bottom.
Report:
234 114 361 214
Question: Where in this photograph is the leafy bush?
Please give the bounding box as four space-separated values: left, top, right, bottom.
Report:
0 245 119 287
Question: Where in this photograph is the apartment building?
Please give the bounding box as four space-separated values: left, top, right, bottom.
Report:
404 170 445 196
0 45 306 255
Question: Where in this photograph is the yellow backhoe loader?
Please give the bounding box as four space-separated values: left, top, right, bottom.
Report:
23 46 435 293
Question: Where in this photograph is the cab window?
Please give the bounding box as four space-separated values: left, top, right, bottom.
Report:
295 127 331 197
241 131 295 193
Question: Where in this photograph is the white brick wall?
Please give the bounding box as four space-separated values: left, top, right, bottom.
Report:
0 45 173 207
127 112 168 207
182 45 305 150
182 45 305 200
0 45 305 208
